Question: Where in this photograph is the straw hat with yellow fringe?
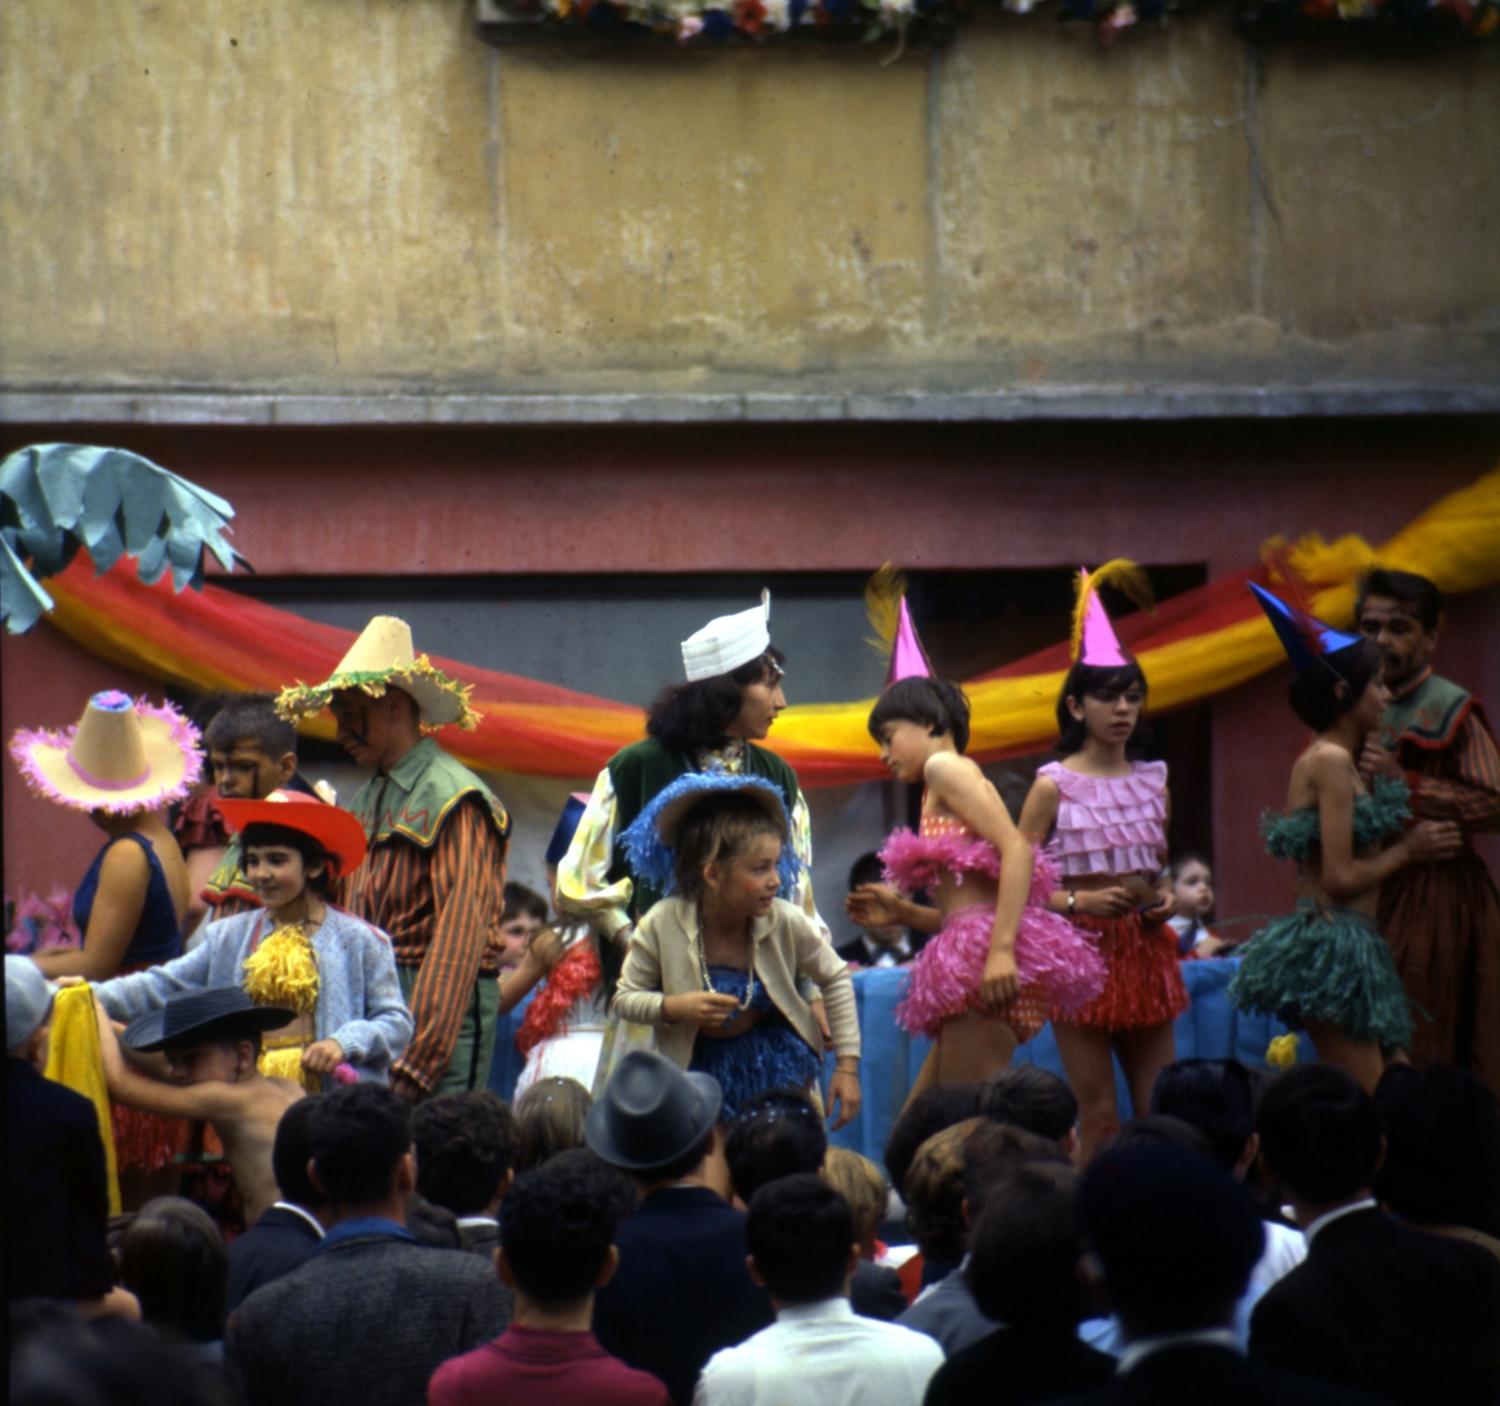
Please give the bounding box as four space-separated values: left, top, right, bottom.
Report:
275 615 479 732
9 690 202 814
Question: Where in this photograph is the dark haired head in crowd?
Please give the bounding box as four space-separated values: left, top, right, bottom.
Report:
724 1088 827 1204
513 1076 593 1173
747 1174 855 1306
962 1119 1071 1221
1150 1058 1258 1174
203 694 297 801
980 1064 1079 1150
1286 638 1384 733
499 1158 627 1306
412 1091 518 1217
1374 1063 1500 1239
904 1117 985 1277
501 882 548 926
1107 1113 1216 1162
1255 1064 1381 1211
118 1198 228 1345
966 1163 1090 1328
883 1083 982 1200
1055 658 1151 758
647 648 787 755
541 1148 639 1221
308 1082 413 1212
271 1097 324 1210
867 677 973 755
1080 1141 1264 1338
847 850 885 892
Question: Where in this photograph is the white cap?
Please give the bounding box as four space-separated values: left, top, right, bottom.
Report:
680 589 772 683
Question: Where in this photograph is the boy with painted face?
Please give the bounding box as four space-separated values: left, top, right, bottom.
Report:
94 986 304 1224
92 792 412 1090
1355 567 1500 1093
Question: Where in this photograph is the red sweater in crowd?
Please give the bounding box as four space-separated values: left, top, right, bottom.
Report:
428 1324 670 1406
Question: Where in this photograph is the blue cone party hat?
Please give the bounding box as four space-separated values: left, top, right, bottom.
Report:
1248 581 1362 675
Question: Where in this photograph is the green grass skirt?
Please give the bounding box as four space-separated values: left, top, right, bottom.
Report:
1229 901 1413 1052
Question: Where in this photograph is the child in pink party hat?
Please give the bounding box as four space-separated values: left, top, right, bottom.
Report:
1018 563 1190 1162
852 568 1105 1109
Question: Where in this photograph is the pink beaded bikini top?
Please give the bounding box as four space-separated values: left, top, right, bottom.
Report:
879 811 1060 906
1036 759 1167 878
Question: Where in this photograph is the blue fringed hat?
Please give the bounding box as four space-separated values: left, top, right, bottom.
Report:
620 771 801 898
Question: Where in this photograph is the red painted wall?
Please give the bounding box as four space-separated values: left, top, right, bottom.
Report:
4 417 1497 921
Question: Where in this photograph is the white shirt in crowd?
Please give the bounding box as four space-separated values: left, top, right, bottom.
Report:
693 1297 943 1406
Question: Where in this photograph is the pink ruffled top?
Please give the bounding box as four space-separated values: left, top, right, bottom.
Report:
880 814 1060 907
1037 759 1167 879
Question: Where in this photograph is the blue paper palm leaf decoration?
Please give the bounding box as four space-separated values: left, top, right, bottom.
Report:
0 443 248 634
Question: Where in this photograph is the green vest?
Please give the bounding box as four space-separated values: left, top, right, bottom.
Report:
349 737 511 849
606 737 800 919
1380 672 1476 754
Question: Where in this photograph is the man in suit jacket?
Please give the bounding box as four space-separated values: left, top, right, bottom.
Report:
1248 1065 1500 1405
225 1098 324 1313
587 1052 774 1405
1053 1139 1375 1406
225 1083 511 1406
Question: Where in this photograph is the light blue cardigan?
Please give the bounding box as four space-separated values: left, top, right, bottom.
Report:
94 906 413 1083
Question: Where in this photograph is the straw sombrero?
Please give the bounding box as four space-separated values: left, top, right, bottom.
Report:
9 690 202 814
274 615 479 732
218 788 369 878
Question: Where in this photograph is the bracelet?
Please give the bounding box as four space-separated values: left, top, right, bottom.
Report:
1066 889 1077 915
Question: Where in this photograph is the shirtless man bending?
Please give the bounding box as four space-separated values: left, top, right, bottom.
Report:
95 986 304 1224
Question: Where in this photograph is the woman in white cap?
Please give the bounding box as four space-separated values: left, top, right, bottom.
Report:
10 690 200 1191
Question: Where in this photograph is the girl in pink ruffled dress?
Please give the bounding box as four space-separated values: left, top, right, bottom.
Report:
855 677 1106 1102
1018 565 1190 1160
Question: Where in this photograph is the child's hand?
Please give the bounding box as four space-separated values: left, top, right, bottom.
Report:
664 992 743 1028
54 975 88 988
1140 890 1177 922
1405 820 1463 863
302 1039 346 1075
845 884 903 928
980 948 1020 1008
1076 887 1135 918
827 1069 861 1130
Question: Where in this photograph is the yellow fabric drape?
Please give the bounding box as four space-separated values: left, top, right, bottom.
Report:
42 983 121 1215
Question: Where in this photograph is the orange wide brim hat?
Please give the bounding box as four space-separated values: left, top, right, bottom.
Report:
218 789 369 878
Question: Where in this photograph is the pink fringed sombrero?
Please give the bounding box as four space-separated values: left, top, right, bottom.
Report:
9 690 202 814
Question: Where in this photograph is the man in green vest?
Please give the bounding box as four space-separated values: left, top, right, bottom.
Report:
556 591 833 982
1357 568 1500 1094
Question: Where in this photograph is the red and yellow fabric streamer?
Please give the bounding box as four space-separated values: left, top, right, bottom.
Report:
41 469 1500 788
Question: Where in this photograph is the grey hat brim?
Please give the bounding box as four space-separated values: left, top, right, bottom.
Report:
124 1001 296 1054
585 1069 724 1173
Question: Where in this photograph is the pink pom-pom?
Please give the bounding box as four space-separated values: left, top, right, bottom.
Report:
331 1063 360 1085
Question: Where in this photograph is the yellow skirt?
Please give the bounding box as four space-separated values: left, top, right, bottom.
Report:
258 1034 320 1092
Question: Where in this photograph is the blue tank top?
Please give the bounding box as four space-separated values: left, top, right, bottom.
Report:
72 834 183 970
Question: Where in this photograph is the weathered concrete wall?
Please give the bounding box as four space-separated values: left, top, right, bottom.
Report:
2 0 1498 414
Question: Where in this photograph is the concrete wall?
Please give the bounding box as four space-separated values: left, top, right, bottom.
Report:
3 0 1498 416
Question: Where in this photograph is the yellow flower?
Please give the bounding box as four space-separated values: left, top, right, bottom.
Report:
1266 1032 1300 1070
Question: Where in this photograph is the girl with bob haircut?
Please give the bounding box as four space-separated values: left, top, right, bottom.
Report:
93 790 412 1090
611 774 861 1126
1018 565 1189 1162
859 674 1105 1102
1230 584 1462 1091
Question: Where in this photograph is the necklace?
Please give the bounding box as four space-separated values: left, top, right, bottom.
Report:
694 902 756 1011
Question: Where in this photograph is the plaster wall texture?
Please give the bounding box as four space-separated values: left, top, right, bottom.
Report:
2 0 1497 405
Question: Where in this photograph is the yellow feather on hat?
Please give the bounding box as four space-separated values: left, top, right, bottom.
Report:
1069 559 1155 662
864 562 907 658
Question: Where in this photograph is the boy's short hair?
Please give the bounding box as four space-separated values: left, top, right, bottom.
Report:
867 677 972 755
823 1148 889 1248
1357 567 1443 630
499 1157 626 1304
883 1083 983 1199
724 1088 827 1203
1150 1059 1256 1172
412 1091 518 1216
310 1083 412 1208
272 1098 324 1208
747 1174 853 1305
962 1120 1070 1220
119 1197 228 1344
501 882 548 925
979 1065 1079 1144
967 1163 1086 1327
1256 1064 1381 1206
905 1116 986 1262
204 693 297 758
847 851 885 892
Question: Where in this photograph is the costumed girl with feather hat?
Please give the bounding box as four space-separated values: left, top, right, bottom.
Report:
1018 564 1190 1161
850 570 1106 1107
1229 583 1462 1092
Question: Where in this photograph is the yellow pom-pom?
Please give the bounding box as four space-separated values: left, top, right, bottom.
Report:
242 922 320 1014
1266 1032 1300 1070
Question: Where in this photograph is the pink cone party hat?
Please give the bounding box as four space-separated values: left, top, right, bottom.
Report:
864 565 933 685
1070 561 1154 666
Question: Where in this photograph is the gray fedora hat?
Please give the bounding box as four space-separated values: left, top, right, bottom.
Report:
586 1049 723 1173
125 985 295 1054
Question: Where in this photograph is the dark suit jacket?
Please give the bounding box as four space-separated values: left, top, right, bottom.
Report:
225 1204 322 1314
1052 1342 1377 1406
851 1259 907 1321
592 1185 774 1406
225 1228 512 1406
6 1057 114 1302
924 1325 1115 1406
1249 1206 1500 1405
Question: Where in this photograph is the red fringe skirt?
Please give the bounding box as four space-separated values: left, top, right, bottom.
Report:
1056 911 1189 1031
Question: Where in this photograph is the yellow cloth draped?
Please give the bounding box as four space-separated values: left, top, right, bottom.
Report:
42 984 121 1215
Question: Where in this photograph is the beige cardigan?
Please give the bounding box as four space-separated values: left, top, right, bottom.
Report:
613 896 861 1072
